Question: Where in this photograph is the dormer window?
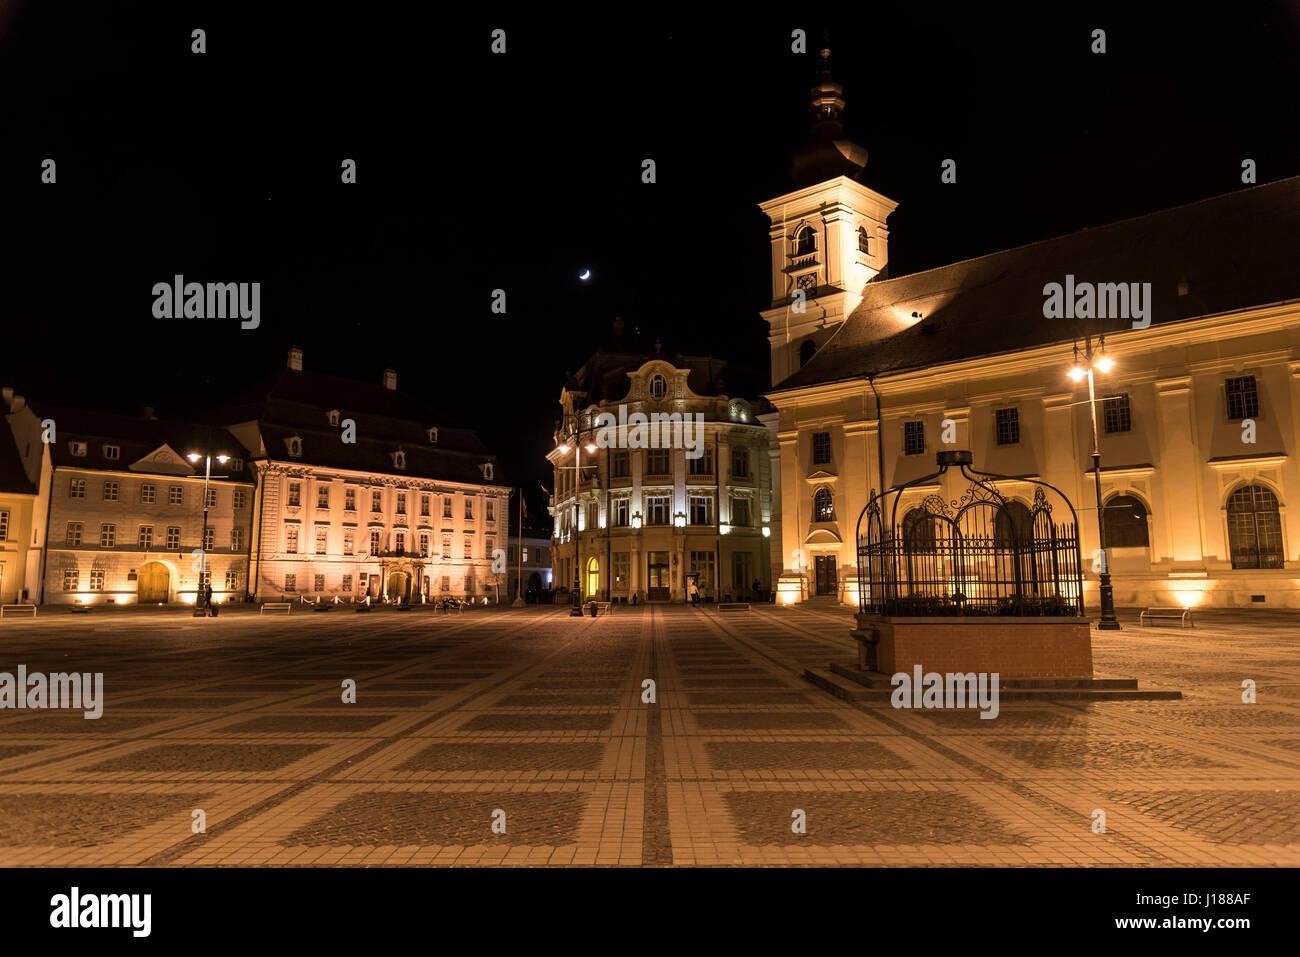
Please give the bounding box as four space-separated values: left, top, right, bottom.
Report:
103 444 120 460
286 436 303 458
69 441 87 457
392 450 406 470
326 409 340 427
427 427 438 444
795 226 816 255
231 457 244 472
480 462 494 481
648 374 667 400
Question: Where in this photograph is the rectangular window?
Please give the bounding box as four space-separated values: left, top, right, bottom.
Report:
611 450 631 478
689 494 713 526
287 482 301 507
687 447 713 476
484 537 494 559
812 431 831 465
731 448 750 478
317 486 329 508
464 572 474 593
613 552 630 591
463 536 473 560
169 485 183 505
370 530 381 554
341 574 352 592
371 490 382 512
225 569 239 590
285 526 299 554
731 497 751 527
419 531 430 557
197 570 211 589
69 478 86 499
103 445 120 461
995 408 1020 446
140 484 156 504
138 525 153 549
314 574 325 593
648 495 670 526
343 531 354 555
205 487 217 509
442 497 452 518
395 530 406 554
1225 375 1259 420
1103 394 1132 434
647 448 671 476
612 497 630 528
486 500 495 523
63 568 78 591
442 533 451 559
103 481 118 501
396 492 406 515
231 528 245 551
203 527 215 551
66 522 82 546
903 420 925 456
441 575 450 593
315 527 328 554
233 489 247 509
0 510 7 541
344 488 356 511
465 499 474 520
420 494 430 516
100 524 116 547
284 574 296 592
689 551 715 590
89 569 105 591
166 526 180 549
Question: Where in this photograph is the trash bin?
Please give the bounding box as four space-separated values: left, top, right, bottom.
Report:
587 601 597 617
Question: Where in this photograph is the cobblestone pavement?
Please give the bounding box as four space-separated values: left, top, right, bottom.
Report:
0 604 1297 866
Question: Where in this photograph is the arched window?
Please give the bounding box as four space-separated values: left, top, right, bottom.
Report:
795 226 816 255
857 226 870 254
902 508 936 553
813 487 834 522
1226 484 1284 569
994 500 1033 548
1103 494 1149 548
799 339 817 367
648 374 667 400
586 557 600 599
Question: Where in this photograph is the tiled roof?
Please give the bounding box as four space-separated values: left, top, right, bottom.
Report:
219 370 503 486
0 425 35 494
25 404 255 483
570 349 771 410
773 176 1300 392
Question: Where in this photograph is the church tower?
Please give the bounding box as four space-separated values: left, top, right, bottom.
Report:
758 48 899 387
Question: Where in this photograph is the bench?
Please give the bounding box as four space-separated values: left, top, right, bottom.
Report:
589 601 612 617
718 602 751 614
0 604 37 619
1139 606 1193 628
260 602 292 615
69 604 91 614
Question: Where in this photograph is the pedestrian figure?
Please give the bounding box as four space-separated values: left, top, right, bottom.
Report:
205 583 217 616
688 580 700 606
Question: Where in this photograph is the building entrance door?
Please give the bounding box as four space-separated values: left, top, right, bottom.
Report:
138 562 170 603
646 551 669 601
814 555 837 596
387 572 410 602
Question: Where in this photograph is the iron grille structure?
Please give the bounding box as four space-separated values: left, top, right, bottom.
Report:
855 451 1084 617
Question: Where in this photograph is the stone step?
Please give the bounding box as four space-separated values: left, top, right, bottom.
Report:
802 667 876 702
828 662 1140 690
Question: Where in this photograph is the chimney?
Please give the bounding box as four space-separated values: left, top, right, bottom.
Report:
383 368 397 391
287 346 303 372
11 396 25 412
141 406 157 420
1 386 12 410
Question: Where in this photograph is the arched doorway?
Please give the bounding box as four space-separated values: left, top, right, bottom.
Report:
1227 484 1284 569
387 571 411 602
137 561 170 603
585 557 599 599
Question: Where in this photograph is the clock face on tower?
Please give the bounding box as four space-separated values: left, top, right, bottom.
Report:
796 273 818 295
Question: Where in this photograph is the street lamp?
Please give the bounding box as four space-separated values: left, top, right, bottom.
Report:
187 449 229 617
1069 334 1121 631
555 420 599 618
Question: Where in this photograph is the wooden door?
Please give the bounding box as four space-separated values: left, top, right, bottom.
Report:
138 562 170 603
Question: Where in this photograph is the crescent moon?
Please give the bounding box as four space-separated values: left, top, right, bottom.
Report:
579 269 591 280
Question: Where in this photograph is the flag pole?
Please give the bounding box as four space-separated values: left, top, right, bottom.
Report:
511 488 525 607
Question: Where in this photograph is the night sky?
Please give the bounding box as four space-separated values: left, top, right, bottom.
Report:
2 2 1297 488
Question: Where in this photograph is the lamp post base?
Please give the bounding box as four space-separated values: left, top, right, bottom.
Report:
1096 579 1122 630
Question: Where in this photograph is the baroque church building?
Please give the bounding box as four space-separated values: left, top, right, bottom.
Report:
763 49 1300 610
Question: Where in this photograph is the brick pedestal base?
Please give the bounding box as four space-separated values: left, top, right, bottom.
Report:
853 615 1094 678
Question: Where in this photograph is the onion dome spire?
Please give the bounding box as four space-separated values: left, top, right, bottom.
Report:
789 46 869 186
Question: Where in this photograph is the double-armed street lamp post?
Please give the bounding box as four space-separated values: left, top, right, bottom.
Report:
1068 333 1122 631
555 423 598 618
187 447 229 617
